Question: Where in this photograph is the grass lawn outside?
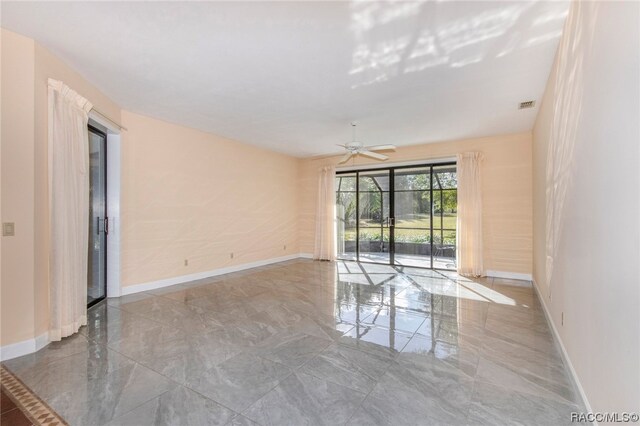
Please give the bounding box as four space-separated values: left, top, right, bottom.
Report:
340 214 457 244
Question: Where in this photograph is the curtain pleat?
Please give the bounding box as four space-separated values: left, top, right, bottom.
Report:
456 152 484 277
48 79 92 341
313 166 337 261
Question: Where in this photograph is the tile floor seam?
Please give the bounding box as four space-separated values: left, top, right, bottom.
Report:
472 385 583 426
92 338 191 390
454 372 481 424
244 358 371 426
102 364 175 425
249 335 334 368
339 336 404 426
1 345 90 377
289 343 381 394
341 368 390 426
101 341 248 422
103 387 176 426
178 382 246 421
335 323 414 359
103 299 186 330
46 362 171 426
237 368 297 423
473 370 579 407
239 333 363 424
98 300 243 346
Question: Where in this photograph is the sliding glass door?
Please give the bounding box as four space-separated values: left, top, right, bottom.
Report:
336 163 457 270
88 126 107 307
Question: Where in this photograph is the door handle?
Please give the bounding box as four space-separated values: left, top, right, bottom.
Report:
96 217 109 235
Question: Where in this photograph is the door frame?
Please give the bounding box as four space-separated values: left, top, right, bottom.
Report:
87 124 108 308
336 161 457 270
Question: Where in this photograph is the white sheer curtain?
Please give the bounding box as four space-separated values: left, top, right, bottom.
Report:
314 166 337 261
48 79 92 341
456 152 484 277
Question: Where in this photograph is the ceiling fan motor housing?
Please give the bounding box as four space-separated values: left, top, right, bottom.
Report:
345 142 363 151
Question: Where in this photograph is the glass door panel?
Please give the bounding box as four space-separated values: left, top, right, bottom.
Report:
393 167 432 268
432 165 457 270
358 170 390 264
88 126 107 307
336 173 357 261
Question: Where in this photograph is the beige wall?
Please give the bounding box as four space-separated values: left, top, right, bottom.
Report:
1 30 36 346
532 1 639 414
299 133 533 275
120 111 300 287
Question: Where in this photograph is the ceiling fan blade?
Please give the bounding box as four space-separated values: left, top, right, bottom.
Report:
366 144 396 151
359 150 388 161
336 144 349 148
338 152 353 164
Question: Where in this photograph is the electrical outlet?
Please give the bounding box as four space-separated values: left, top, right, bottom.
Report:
230 252 234 259
2 222 15 236
184 259 188 266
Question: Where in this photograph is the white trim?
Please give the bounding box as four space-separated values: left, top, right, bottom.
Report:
532 278 595 422
0 332 50 361
106 133 121 298
120 253 308 296
486 270 533 283
35 332 50 351
299 253 313 259
89 110 123 133
335 156 456 172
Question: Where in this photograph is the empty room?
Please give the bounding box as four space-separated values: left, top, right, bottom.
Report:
0 1 638 425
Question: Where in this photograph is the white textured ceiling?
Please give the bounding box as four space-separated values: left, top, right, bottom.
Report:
1 1 568 157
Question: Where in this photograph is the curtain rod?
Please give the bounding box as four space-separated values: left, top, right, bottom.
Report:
90 108 127 131
335 156 457 172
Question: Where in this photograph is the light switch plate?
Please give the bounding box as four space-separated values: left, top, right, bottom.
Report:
3 222 15 236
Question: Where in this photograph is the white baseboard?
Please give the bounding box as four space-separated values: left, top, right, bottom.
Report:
0 332 49 362
119 254 532 296
120 253 311 296
486 270 533 284
532 278 594 421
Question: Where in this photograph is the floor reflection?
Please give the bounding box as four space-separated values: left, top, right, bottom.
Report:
335 260 479 357
333 260 543 375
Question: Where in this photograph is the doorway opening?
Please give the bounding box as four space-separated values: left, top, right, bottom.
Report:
335 163 457 270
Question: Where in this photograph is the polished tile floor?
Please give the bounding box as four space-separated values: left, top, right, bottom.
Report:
3 259 584 425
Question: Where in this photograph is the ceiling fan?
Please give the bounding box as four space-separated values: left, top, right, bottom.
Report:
337 122 396 164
